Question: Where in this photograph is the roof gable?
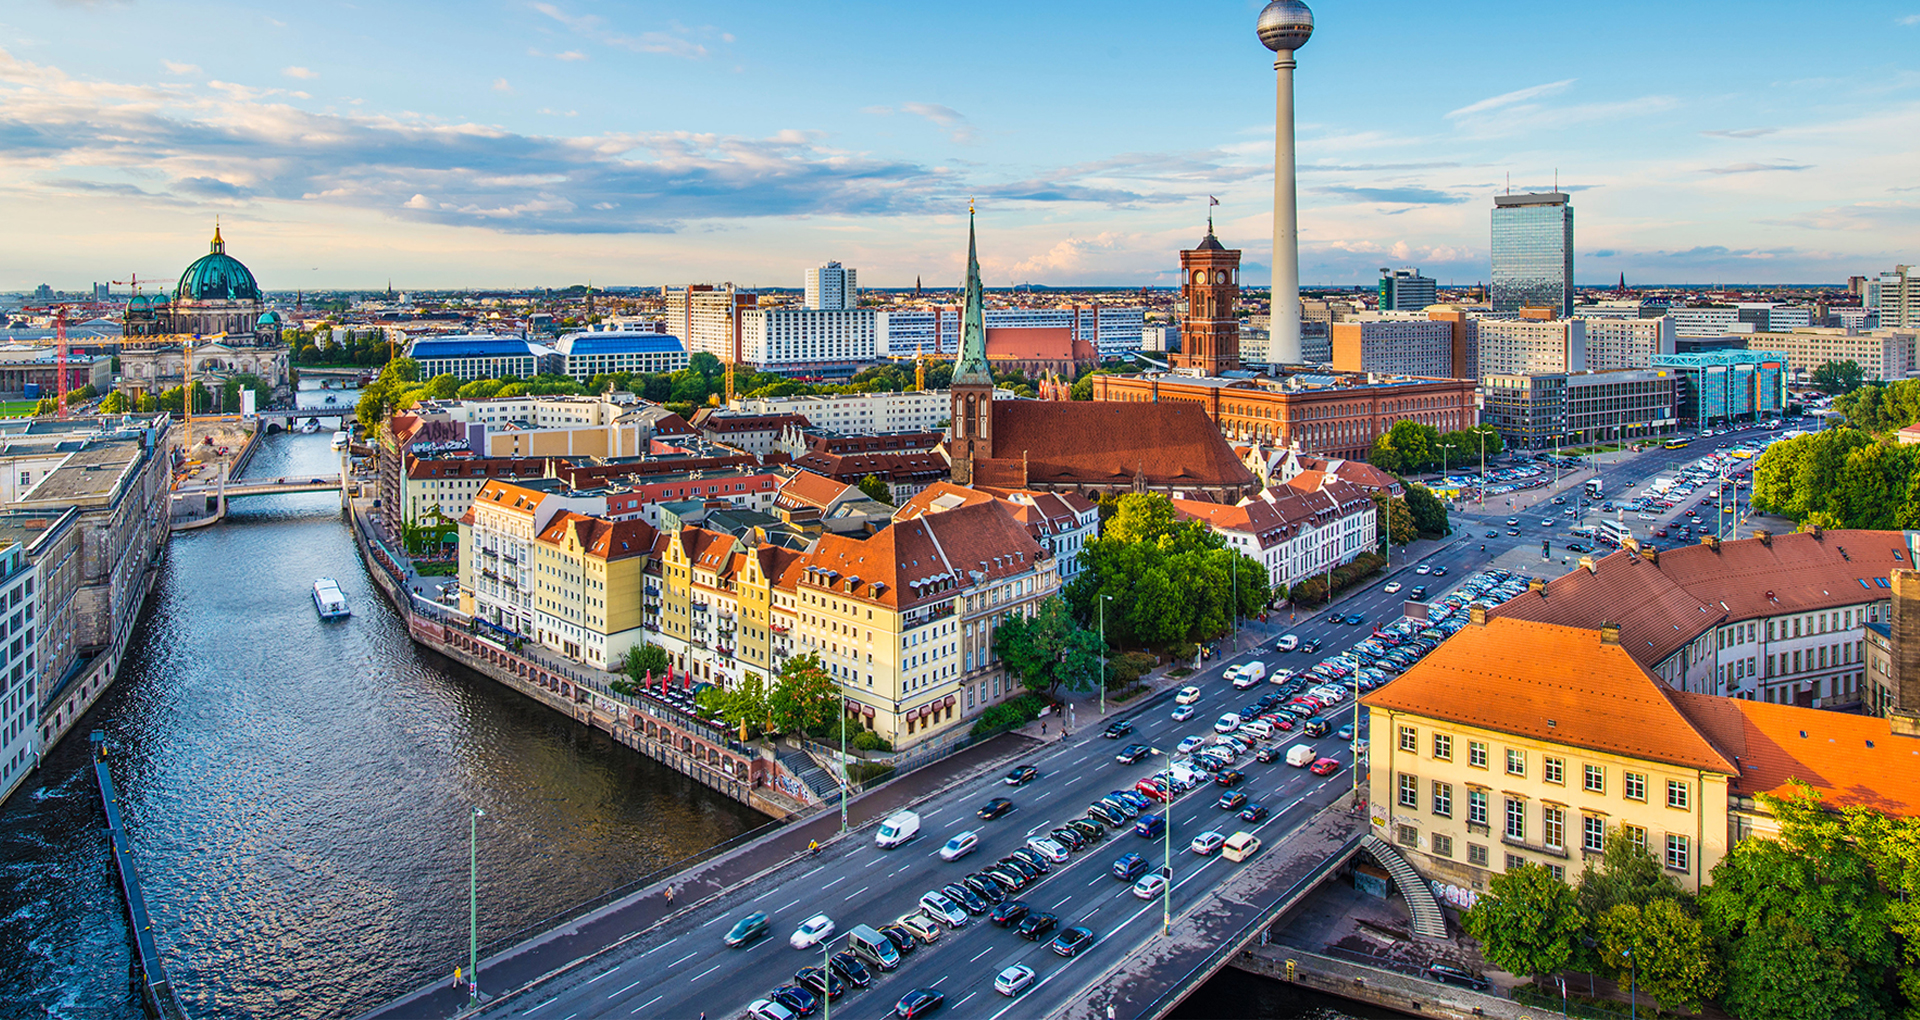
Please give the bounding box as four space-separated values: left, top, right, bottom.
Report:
986 402 1255 489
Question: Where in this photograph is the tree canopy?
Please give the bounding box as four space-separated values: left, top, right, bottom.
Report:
993 597 1107 695
1063 493 1269 649
1368 420 1503 475
1750 428 1920 529
1835 377 1920 434
1810 359 1867 395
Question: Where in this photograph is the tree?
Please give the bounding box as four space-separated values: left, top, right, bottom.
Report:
1594 899 1722 1013
994 598 1106 695
623 643 670 683
1461 862 1583 979
696 673 772 738
1810 359 1866 395
98 390 129 414
425 372 463 399
221 373 270 413
1577 828 1679 919
1402 483 1449 536
1386 498 1417 545
857 474 893 505
769 651 839 735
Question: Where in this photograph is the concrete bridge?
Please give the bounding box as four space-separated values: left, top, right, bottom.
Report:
253 410 350 432
177 474 343 499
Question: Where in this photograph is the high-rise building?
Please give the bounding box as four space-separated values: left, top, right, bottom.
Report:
1491 192 1574 316
1871 266 1918 329
1477 316 1586 376
1329 314 1454 377
740 307 879 372
1174 229 1242 375
1258 0 1314 364
663 284 756 361
1577 314 1675 370
804 262 857 310
1378 267 1437 311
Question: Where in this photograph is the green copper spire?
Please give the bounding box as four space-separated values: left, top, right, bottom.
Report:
952 204 993 385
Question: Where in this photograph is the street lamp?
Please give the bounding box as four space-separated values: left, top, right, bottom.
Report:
469 806 485 1010
1098 594 1114 716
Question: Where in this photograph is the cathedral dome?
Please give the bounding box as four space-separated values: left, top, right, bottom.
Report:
176 225 260 303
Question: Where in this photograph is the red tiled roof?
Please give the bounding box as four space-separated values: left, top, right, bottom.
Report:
795 449 948 482
982 402 1255 490
1489 530 1911 667
535 511 655 561
1670 691 1920 817
775 469 854 511
984 326 1091 362
804 499 1044 611
1362 617 1739 775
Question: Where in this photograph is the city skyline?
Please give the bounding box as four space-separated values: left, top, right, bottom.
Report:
1 1 1917 290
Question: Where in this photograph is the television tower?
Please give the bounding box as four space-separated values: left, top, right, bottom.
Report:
1258 1 1313 364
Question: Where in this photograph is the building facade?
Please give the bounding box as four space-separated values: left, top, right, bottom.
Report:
1578 314 1675 371
664 284 757 362
1378 267 1437 312
1476 316 1586 376
740 307 879 370
1491 192 1574 317
1480 369 1676 450
1173 231 1242 375
729 390 960 434
804 262 857 310
532 513 653 669
1738 328 1916 382
1871 266 1917 329
1649 351 1789 424
1174 473 1377 594
408 336 551 382
552 330 688 380
1330 315 1456 377
0 541 37 805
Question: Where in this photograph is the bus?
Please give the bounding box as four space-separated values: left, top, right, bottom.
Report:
1599 520 1634 545
1584 477 1604 500
1664 438 1692 450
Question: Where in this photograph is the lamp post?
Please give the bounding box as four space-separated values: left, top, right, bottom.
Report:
1162 784 1177 936
822 938 833 1020
1099 594 1114 716
469 806 485 1010
1475 429 1488 508
1625 944 1639 1020
840 701 849 834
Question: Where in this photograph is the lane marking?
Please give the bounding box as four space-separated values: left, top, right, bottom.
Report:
631 994 663 1015
970 946 995 962
699 914 727 928
585 966 618 984
640 938 675 957
800 866 824 880
778 898 801 912
866 856 885 868
1051 894 1073 909
612 978 643 997
958 991 979 1009
822 875 846 890
847 885 870 900
689 962 724 983
668 950 699 967
527 997 558 1013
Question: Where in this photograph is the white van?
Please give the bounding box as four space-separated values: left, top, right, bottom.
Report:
1214 714 1242 734
1285 744 1318 767
875 810 921 849
1242 720 1274 740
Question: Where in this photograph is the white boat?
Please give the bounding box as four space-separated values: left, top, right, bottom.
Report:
300 419 321 434
330 431 350 451
312 578 351 619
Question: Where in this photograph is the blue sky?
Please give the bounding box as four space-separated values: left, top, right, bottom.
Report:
3 1 1917 291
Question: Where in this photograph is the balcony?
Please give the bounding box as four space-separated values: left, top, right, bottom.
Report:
769 623 789 634
690 637 708 649
691 601 710 614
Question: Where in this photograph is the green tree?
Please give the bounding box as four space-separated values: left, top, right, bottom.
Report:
1386 498 1417 545
1366 433 1404 475
1441 426 1503 464
220 373 270 414
98 390 129 413
1402 483 1449 536
1594 899 1722 1013
994 597 1106 695
696 673 772 738
769 651 839 735
857 474 893 505
1461 862 1583 979
1577 828 1679 919
424 372 463 399
1811 359 1867 395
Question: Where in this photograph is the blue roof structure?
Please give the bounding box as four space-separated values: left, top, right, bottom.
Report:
555 332 685 356
409 336 538 359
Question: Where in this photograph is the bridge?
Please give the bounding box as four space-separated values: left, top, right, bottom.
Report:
178 475 343 499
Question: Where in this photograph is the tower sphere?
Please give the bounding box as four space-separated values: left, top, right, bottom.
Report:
1257 0 1314 52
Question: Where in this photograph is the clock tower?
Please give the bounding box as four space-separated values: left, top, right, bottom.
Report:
1174 229 1243 376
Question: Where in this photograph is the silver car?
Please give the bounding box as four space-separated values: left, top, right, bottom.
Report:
918 890 969 928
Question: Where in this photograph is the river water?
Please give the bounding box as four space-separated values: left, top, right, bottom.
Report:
0 432 764 1020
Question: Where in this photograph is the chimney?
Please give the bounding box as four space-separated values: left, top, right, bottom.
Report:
1599 622 1621 645
1579 555 1598 574
1529 577 1547 596
1752 528 1772 546
1701 535 1721 551
1808 524 1823 540
1889 570 1920 737
1469 603 1488 626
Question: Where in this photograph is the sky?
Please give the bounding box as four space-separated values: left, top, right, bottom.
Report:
2 1 1918 292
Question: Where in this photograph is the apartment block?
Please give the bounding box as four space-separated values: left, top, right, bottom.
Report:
1576 314 1674 370
532 513 655 670
741 307 879 370
1741 327 1918 381
1476 316 1586 376
805 262 857 310
664 284 757 361
727 390 967 434
1480 369 1675 450
459 479 610 639
1870 266 1918 329
1330 314 1456 377
1173 472 1377 592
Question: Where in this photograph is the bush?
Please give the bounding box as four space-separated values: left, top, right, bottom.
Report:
1110 650 1158 686
970 693 1051 737
852 731 892 753
848 761 896 786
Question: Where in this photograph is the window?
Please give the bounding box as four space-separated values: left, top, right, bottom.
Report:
1397 824 1418 847
1432 833 1454 858
1399 725 1418 752
1506 748 1526 777
1433 733 1452 761
1468 843 1489 867
1666 834 1690 872
1505 798 1526 841
1623 824 1648 851
1667 779 1690 810
1583 815 1605 853
1543 807 1565 851
1624 771 1647 802
1432 781 1453 817
1469 741 1488 768
1398 773 1419 808
1544 756 1564 785
1584 764 1605 794
1468 789 1488 825
1505 853 1528 872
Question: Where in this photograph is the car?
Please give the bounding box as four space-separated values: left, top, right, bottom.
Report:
1003 765 1040 786
1068 818 1105 843
919 891 969 928
1134 777 1170 802
1214 713 1241 734
894 913 942 944
1017 911 1061 941
1025 836 1070 865
997 857 1037 883
748 998 797 1020
1175 685 1203 705
1113 852 1149 881
1222 831 1262 862
1216 790 1248 811
1239 802 1270 823
795 965 846 1001
1115 743 1153 765
1176 734 1207 754
962 873 1006 904
1300 637 1322 653
1309 757 1342 776
726 911 772 947
772 984 819 1017
1345 613 1365 625
829 950 873 989
1410 585 1427 600
1415 564 1432 575
1426 964 1492 991
1541 519 1556 527
790 913 836 949
1134 814 1166 838
893 988 945 1019
1086 803 1123 827
1133 873 1168 899
938 831 979 861
1215 768 1246 787
1337 723 1355 741
1190 831 1226 855
990 899 1032 926
1254 745 1282 764
983 865 1026 892
1051 925 1096 958
1049 826 1087 851
1505 518 1519 526
1432 566 1448 577
1010 847 1053 873
1170 704 1197 722
1485 529 1499 538
978 797 1015 820
994 964 1036 997
1383 581 1403 594
1102 720 1134 739
1275 633 1299 652
1098 795 1137 821
878 923 920 956
1507 528 1520 536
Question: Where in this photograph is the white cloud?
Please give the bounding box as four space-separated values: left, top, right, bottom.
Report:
1445 79 1575 119
1899 13 1920 25
404 194 433 209
866 102 977 144
162 61 201 76
282 66 318 80
492 78 512 93
530 2 718 59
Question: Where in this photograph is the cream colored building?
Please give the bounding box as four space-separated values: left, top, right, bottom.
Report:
458 479 606 638
1743 327 1918 381
531 512 654 669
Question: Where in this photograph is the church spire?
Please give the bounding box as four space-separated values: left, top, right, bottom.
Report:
210 218 225 254
952 203 992 386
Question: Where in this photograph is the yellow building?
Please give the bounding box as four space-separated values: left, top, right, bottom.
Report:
531 512 654 669
651 524 805 688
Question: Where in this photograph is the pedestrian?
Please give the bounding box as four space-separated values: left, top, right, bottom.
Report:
1041 722 1047 736
665 886 674 905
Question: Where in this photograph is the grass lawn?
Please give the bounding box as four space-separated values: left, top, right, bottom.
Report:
0 400 41 418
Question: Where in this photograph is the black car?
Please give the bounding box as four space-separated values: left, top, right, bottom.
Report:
878 924 919 957
990 900 1031 927
1300 638 1322 653
1086 803 1122 827
1003 764 1040 786
1426 964 1491 991
1214 768 1246 787
1431 566 1448 577
982 867 1025 892
894 988 945 1020
1238 704 1263 721
795 965 846 1001
1067 818 1105 842
1255 746 1282 763
1049 827 1087 850
1016 910 1060 941
1010 847 1051 874
978 797 1015 820
1216 790 1248 811
1239 802 1270 823
830 950 873 989
945 882 990 914
1115 743 1152 765
994 856 1035 882
772 983 819 1017
1050 925 1096 958
962 873 1006 903
1102 720 1134 739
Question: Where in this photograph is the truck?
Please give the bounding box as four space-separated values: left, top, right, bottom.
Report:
1584 477 1604 500
875 809 921 849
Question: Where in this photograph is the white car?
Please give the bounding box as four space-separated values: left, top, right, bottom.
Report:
919 891 969 927
1190 831 1226 855
1414 564 1432 575
1213 714 1242 734
1275 634 1299 652
1175 685 1203 705
1133 873 1168 899
1383 581 1403 594
994 964 1036 997
938 831 979 861
1171 704 1197 722
748 999 797 1020
790 913 835 949
1176 735 1206 754
1267 667 1295 685
1025 836 1070 864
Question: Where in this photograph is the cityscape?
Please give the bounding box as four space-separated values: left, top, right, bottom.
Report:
2 3 1919 1020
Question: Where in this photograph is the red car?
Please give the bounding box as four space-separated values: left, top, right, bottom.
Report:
1309 757 1342 777
1134 778 1170 802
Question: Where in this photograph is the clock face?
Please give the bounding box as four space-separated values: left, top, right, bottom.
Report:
1193 270 1207 284
1215 270 1229 284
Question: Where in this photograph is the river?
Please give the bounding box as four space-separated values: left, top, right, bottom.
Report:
0 432 765 1020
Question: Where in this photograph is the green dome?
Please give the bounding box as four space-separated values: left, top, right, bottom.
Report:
176 226 260 303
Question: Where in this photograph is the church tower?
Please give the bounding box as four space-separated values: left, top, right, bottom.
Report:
950 207 994 486
1174 225 1243 376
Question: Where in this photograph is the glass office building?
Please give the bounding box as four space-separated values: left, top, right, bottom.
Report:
1650 351 1789 425
1491 192 1574 316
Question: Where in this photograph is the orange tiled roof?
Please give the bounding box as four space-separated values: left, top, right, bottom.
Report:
1670 691 1920 817
775 469 855 511
982 402 1255 490
804 499 1043 610
1362 617 1738 775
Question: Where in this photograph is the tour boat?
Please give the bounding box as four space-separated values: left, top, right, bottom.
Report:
299 419 321 434
312 578 351 620
330 431 350 451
